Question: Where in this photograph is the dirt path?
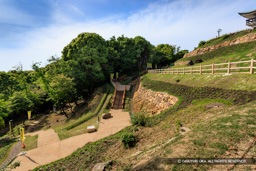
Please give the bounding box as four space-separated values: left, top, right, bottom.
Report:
12 109 131 171
25 115 47 134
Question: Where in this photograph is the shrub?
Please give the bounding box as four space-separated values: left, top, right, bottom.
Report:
221 34 229 40
10 161 20 169
121 132 135 149
198 40 206 48
131 113 147 126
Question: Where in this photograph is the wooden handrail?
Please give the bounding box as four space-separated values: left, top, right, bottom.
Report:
122 86 126 109
149 59 255 75
111 86 117 109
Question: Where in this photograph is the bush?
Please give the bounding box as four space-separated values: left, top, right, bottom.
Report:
198 40 206 48
221 34 229 40
121 132 135 149
131 113 147 126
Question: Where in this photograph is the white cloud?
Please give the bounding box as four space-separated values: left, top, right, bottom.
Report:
0 0 255 72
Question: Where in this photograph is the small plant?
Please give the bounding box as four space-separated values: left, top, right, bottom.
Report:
121 132 135 149
176 119 182 132
10 161 20 169
131 113 146 126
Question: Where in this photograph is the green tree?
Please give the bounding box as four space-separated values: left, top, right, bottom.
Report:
0 96 8 129
7 92 33 125
151 44 185 68
62 33 108 97
134 36 152 70
49 74 76 118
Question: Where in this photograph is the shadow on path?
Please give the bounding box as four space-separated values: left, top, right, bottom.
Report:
25 155 40 165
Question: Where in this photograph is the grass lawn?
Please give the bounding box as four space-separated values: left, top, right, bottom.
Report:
146 73 256 91
24 135 38 151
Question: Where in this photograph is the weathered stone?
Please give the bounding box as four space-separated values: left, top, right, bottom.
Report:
179 127 191 134
132 82 179 116
102 113 112 119
92 161 112 171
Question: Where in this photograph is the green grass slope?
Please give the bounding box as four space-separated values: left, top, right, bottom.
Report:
199 29 255 48
33 73 256 171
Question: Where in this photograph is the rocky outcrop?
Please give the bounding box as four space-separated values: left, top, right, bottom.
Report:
184 32 256 58
174 61 190 66
132 83 178 116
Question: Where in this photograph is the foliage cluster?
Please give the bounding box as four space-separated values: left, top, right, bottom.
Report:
121 132 136 149
149 44 188 69
131 113 147 126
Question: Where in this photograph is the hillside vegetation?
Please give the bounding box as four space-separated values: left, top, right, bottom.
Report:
34 73 256 170
177 40 256 64
198 29 255 48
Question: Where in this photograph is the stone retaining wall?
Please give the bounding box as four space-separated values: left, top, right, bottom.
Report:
132 83 178 116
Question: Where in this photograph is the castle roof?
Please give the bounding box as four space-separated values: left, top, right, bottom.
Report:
239 9 256 18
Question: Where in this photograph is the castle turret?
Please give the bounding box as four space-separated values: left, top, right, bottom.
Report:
239 9 256 29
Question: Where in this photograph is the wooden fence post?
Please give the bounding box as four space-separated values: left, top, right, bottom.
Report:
212 63 214 74
191 66 193 74
172 68 174 74
227 61 231 73
178 68 179 74
250 59 254 74
183 67 185 74
200 65 202 75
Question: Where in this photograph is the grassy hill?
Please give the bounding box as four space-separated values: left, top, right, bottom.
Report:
199 29 255 48
174 29 256 69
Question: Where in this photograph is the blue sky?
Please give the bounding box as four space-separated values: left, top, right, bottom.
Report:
0 0 255 71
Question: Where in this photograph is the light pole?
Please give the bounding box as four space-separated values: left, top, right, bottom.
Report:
217 29 222 38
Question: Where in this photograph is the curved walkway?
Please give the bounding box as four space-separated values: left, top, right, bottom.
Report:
12 109 131 171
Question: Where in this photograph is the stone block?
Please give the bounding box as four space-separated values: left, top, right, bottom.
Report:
102 113 112 119
87 126 96 133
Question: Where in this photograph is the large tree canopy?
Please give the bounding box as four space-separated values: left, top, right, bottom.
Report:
150 44 188 68
62 33 108 97
107 35 152 76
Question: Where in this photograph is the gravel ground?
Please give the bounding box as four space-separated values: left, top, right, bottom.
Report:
0 141 21 169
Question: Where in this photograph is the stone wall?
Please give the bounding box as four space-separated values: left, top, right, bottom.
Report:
184 32 256 58
132 82 178 116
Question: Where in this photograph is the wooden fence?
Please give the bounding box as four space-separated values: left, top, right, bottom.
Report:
148 59 256 75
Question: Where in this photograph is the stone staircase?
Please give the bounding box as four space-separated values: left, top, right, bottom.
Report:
112 91 124 109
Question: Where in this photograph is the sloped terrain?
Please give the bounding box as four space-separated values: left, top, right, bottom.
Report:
33 74 256 171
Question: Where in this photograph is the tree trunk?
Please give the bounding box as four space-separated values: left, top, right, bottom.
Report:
21 112 25 125
74 101 78 106
69 103 73 113
61 107 68 118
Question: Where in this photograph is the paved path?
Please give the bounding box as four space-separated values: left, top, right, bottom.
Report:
113 82 131 91
12 109 131 171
